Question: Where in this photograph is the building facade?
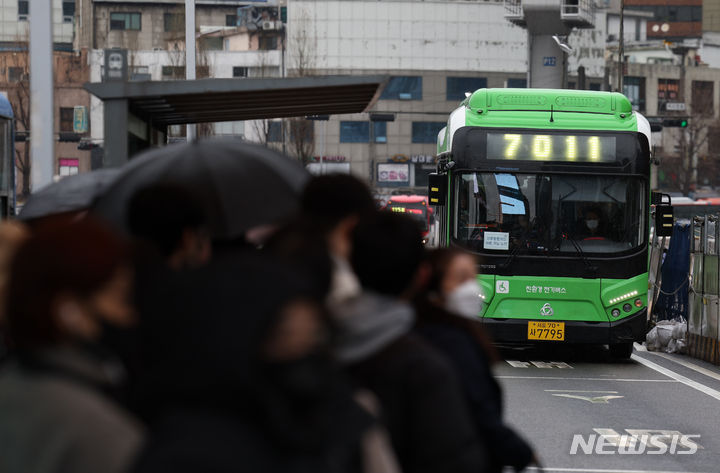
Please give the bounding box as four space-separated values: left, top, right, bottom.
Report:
0 0 92 200
285 0 607 196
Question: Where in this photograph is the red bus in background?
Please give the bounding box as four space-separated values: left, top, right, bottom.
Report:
384 195 434 242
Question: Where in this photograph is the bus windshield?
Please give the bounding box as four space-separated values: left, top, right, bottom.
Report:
453 173 647 255
387 202 429 231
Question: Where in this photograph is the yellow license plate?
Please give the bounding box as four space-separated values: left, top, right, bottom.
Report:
528 321 565 341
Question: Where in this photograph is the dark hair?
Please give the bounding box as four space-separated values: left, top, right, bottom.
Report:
301 175 376 231
126 183 208 257
263 219 333 300
415 248 499 363
351 212 424 296
5 217 128 350
423 247 474 296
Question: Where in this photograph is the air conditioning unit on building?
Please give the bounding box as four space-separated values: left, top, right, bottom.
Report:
18 14 28 21
262 21 278 30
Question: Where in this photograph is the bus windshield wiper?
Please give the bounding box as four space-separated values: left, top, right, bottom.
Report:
561 233 598 277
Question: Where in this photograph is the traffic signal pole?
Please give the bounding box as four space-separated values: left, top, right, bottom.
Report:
29 1 55 192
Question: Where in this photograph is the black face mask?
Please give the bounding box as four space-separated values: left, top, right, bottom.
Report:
261 352 339 402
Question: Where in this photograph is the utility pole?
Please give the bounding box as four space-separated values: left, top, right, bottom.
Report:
185 0 196 142
618 0 625 93
29 1 55 191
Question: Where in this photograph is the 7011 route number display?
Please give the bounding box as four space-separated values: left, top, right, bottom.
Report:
487 132 617 162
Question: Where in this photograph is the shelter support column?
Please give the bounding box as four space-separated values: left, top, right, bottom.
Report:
103 99 129 167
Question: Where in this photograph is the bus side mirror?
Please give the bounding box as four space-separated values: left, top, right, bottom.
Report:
655 205 674 237
428 173 446 206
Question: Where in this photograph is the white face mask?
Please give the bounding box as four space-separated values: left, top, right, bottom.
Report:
445 279 483 319
586 219 599 230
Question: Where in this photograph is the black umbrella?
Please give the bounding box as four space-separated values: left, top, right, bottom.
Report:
19 168 122 221
92 139 310 239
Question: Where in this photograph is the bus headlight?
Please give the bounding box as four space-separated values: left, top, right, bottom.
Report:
611 308 621 318
623 303 632 312
634 299 643 308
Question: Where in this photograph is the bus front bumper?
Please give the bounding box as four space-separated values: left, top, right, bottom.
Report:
482 308 647 345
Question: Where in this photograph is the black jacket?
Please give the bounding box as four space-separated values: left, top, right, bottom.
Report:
414 302 534 473
347 333 487 473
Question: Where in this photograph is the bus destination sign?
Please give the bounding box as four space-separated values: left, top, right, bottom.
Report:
486 132 617 163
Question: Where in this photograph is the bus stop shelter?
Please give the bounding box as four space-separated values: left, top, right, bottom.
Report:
84 75 388 166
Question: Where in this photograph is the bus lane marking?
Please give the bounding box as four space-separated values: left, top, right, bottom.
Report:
631 353 720 402
546 389 623 404
525 467 709 473
506 360 573 369
496 375 677 382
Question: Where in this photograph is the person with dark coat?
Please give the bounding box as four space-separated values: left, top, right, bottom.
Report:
335 212 489 473
0 217 144 473
132 254 376 473
414 247 537 473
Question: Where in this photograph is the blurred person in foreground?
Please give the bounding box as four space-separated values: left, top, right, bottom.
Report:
0 217 144 473
413 248 537 473
126 183 212 270
133 254 386 473
301 174 377 306
335 212 488 473
0 221 29 360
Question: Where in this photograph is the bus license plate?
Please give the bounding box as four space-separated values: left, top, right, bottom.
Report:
528 321 565 341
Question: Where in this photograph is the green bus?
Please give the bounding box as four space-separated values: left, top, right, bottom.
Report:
429 89 652 358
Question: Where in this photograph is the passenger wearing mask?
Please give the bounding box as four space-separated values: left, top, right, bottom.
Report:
301 175 377 307
336 212 488 473
133 255 382 473
414 248 537 473
579 206 606 241
0 218 144 473
126 183 212 269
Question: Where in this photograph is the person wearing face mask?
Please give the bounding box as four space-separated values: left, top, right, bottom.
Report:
133 254 396 473
0 217 144 473
413 248 537 473
579 207 606 241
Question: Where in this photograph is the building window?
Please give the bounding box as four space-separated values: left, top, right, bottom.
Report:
380 76 422 100
233 67 248 78
58 158 79 177
623 76 646 112
412 122 446 144
62 1 75 22
446 77 487 101
18 0 28 20
692 81 714 117
130 66 151 82
161 66 185 79
59 108 75 132
589 83 602 91
8 67 24 82
110 12 141 31
259 36 278 50
164 13 184 32
657 78 680 112
215 121 244 136
226 14 238 27
340 121 387 143
268 121 283 142
507 78 527 88
199 37 223 51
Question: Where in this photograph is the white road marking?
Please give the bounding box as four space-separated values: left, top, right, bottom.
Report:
631 353 720 401
524 468 709 473
545 390 618 393
644 351 720 383
506 360 574 369
497 375 677 382
552 393 624 403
